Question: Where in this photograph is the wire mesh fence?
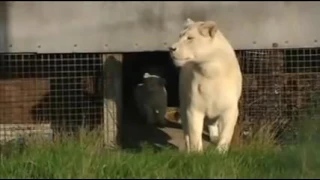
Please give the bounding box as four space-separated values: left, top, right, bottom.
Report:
0 48 319 147
0 53 105 143
236 48 320 144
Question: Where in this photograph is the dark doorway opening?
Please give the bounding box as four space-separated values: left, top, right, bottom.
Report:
121 51 180 151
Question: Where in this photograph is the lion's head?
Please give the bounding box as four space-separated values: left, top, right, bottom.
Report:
169 18 224 67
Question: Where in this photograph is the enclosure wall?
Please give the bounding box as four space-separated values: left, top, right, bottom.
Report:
0 2 320 53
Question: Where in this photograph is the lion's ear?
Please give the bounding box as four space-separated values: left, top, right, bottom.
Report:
198 21 218 38
184 18 194 27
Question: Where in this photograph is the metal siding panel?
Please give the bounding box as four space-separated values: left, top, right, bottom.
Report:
0 1 319 53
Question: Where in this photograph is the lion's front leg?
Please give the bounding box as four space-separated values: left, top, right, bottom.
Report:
216 106 239 154
179 107 190 152
182 108 205 152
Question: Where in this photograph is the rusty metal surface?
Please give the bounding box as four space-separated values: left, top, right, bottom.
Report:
0 2 320 53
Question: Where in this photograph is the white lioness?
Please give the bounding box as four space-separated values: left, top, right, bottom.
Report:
169 18 243 153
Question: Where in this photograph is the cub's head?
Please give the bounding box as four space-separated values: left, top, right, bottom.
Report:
143 72 166 91
169 18 220 67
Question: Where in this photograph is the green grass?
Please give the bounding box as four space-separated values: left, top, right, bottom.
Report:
0 127 319 179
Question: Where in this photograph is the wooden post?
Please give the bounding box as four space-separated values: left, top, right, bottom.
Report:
102 54 122 148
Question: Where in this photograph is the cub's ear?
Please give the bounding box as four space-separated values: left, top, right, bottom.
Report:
143 72 151 79
184 18 194 27
198 21 218 38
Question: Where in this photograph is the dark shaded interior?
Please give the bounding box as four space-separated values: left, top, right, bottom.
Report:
122 51 179 111
120 51 180 150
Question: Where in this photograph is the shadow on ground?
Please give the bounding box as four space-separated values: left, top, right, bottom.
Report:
121 117 179 153
120 108 212 152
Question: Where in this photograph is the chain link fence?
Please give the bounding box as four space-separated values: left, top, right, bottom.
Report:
236 48 320 144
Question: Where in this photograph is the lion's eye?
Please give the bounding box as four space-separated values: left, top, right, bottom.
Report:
187 36 194 40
